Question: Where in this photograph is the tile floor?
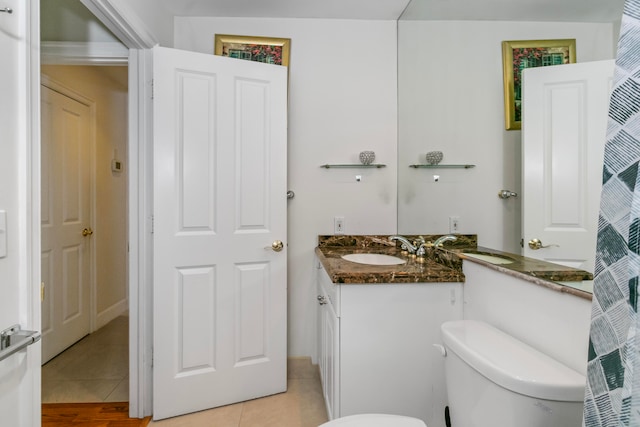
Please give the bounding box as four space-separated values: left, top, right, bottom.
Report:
42 315 130 403
149 358 328 427
42 315 329 426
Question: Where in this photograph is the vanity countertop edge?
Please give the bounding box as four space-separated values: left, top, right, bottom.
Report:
315 246 465 284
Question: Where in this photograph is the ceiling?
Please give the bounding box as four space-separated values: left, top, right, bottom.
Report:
43 0 626 47
153 0 625 22
400 0 625 22
154 0 412 20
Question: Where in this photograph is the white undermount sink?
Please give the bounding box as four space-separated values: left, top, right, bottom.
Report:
341 253 407 266
462 251 514 265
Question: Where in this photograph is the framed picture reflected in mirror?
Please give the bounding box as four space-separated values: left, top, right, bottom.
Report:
502 39 576 130
214 34 291 67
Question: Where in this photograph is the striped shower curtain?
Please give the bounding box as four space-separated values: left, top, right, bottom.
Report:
584 1 640 425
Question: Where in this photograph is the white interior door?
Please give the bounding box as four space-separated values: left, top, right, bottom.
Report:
41 84 93 363
522 60 614 273
0 0 41 424
153 46 288 420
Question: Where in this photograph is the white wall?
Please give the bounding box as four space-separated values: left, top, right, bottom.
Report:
398 20 616 253
41 65 129 328
462 262 592 375
174 17 399 357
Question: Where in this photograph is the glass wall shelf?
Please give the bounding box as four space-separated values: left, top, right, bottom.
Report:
409 164 475 169
320 164 387 169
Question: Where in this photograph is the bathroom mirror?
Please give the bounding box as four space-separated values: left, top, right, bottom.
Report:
396 0 624 288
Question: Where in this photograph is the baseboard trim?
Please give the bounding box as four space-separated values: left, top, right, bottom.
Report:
96 299 128 330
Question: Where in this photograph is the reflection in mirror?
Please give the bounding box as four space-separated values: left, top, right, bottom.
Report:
520 59 614 275
396 0 624 288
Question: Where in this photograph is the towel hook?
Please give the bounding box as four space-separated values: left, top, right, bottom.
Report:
1 7 13 13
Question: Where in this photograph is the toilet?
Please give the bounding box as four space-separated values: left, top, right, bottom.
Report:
441 320 586 426
319 414 426 427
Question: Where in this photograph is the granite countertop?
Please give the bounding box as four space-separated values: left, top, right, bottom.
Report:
449 246 593 300
315 235 471 284
316 235 594 300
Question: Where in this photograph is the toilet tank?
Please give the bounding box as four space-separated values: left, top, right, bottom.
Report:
440 320 585 427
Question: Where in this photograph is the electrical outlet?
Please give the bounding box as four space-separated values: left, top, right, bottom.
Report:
449 216 460 233
334 216 345 234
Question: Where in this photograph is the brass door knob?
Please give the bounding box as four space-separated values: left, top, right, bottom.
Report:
82 228 94 237
271 240 284 252
528 238 558 250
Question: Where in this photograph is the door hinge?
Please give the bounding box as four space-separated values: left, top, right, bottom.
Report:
150 215 154 234
151 79 154 100
41 282 45 302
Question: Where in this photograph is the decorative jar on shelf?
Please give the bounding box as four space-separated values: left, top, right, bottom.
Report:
426 151 443 165
359 151 376 165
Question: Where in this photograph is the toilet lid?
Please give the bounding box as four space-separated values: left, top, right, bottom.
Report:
319 414 427 427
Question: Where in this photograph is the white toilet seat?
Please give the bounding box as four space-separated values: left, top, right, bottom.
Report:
319 414 427 427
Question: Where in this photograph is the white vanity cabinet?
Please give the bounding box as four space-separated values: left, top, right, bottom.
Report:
316 262 464 426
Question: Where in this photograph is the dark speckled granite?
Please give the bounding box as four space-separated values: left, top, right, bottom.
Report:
448 246 593 300
316 235 466 284
450 247 593 282
318 234 478 249
316 235 594 300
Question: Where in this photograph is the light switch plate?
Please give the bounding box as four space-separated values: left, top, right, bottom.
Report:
334 216 345 234
449 216 460 234
0 210 6 258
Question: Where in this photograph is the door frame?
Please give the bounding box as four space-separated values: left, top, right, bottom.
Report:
34 0 158 418
19 1 43 423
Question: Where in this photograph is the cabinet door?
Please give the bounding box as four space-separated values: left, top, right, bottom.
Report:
323 299 340 419
317 278 340 420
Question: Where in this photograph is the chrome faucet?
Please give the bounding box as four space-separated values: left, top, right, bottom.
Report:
433 235 457 247
389 235 423 254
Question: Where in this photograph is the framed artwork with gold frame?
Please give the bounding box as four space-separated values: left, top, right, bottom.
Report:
502 39 576 130
214 34 291 67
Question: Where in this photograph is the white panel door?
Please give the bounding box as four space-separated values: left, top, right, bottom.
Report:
0 0 40 425
522 60 614 273
153 46 288 420
40 85 92 363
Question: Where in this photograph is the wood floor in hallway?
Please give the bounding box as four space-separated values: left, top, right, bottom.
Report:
42 402 151 426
